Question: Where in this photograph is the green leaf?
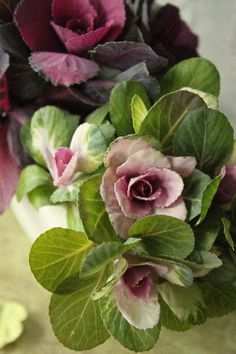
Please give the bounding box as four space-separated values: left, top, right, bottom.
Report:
160 58 220 96
159 296 191 332
199 283 236 318
79 175 120 243
197 174 223 224
158 283 206 325
29 228 93 292
0 301 27 349
140 90 205 152
131 95 148 133
186 251 222 277
80 239 140 278
129 215 195 259
49 272 110 351
173 107 234 173
20 121 45 166
183 169 211 221
16 165 52 201
194 208 222 251
110 81 150 136
66 203 84 232
85 103 109 124
222 217 235 250
99 292 160 352
28 184 55 209
30 106 80 165
179 87 218 109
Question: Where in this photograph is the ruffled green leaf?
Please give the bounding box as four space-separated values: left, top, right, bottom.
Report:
29 228 93 292
49 272 110 351
131 95 148 133
129 215 195 259
99 292 161 352
140 90 206 153
160 58 220 97
173 107 234 174
158 283 206 325
79 175 120 243
16 165 52 202
110 81 150 136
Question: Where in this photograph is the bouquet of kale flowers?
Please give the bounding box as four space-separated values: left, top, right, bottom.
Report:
16 57 236 352
0 0 198 213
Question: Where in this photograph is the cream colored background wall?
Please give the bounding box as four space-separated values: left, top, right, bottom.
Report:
158 0 236 127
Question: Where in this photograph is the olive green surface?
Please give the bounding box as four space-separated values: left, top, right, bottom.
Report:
0 209 235 354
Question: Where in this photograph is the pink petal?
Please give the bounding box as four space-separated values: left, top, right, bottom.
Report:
116 148 170 178
14 0 63 51
105 137 153 168
0 122 20 213
54 147 74 177
51 22 110 55
154 197 187 221
30 52 100 86
100 168 134 238
168 156 197 177
114 176 152 219
55 153 79 187
52 0 97 26
114 278 160 329
90 0 126 40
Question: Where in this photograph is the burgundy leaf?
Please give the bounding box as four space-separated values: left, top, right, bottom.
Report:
30 52 100 86
51 22 110 55
0 121 20 213
91 41 167 73
0 0 19 23
14 0 63 51
0 75 10 113
0 50 9 77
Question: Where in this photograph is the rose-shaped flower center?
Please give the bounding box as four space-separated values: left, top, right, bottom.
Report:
66 18 92 34
54 147 74 177
127 175 162 202
122 266 154 299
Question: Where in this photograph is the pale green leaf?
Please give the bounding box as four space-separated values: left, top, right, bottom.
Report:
28 184 55 210
16 165 52 201
0 301 27 349
49 272 110 351
159 296 191 332
110 81 150 136
79 175 120 243
131 95 148 133
85 103 109 124
140 90 205 152
66 203 84 232
29 228 93 292
160 58 220 96
173 107 234 174
129 215 195 259
158 283 206 325
179 87 218 109
99 292 160 352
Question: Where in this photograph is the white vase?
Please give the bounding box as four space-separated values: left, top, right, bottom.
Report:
11 196 68 241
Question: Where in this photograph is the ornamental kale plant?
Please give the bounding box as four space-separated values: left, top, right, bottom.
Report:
17 56 236 352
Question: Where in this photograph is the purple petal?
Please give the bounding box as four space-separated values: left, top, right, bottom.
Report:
0 75 10 113
168 156 197 177
215 165 236 204
55 153 79 187
92 41 167 72
116 148 170 178
51 22 110 55
90 0 126 41
114 277 160 329
105 137 153 168
30 52 100 86
114 176 152 219
0 122 20 213
100 167 134 238
14 0 63 51
154 197 187 221
54 147 74 177
52 0 97 26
